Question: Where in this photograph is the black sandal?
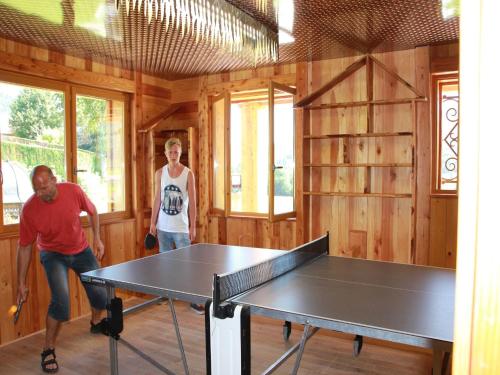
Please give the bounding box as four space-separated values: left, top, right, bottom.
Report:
41 348 59 373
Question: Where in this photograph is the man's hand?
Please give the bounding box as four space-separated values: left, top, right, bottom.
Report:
94 238 105 262
150 223 157 236
17 283 29 305
189 226 196 242
16 244 33 306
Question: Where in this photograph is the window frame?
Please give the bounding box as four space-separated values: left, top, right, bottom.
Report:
71 85 132 223
431 72 459 196
208 92 230 217
269 81 296 222
208 81 296 221
0 70 131 234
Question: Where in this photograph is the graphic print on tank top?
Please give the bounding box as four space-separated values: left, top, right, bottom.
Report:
162 184 183 215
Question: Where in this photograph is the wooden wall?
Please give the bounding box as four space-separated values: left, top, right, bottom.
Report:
298 51 417 262
0 221 136 345
430 197 457 268
191 46 459 263
0 35 459 346
0 37 192 346
300 46 458 266
197 64 297 249
427 43 459 268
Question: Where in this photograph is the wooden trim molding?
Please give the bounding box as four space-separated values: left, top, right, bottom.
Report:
138 104 181 133
0 50 135 93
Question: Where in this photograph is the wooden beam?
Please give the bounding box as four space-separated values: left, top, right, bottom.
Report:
154 118 198 131
302 98 427 110
369 54 424 98
206 74 296 95
0 50 136 93
138 104 181 133
304 192 412 198
141 83 172 99
304 132 413 139
414 46 431 266
295 56 367 107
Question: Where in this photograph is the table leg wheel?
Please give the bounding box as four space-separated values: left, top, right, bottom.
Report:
283 320 292 341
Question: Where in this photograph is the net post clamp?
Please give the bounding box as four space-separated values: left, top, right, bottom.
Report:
214 301 236 319
212 274 237 319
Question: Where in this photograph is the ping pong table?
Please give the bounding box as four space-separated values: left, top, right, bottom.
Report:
82 234 454 375
81 243 287 374
209 234 454 375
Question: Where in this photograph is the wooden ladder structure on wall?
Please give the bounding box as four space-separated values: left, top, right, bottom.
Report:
296 54 426 262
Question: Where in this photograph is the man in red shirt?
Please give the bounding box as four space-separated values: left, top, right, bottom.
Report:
16 165 107 373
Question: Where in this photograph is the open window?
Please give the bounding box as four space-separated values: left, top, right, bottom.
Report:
209 81 296 221
269 81 296 221
209 92 230 216
0 71 131 232
73 86 129 217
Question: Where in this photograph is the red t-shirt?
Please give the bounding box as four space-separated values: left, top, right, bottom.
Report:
19 183 94 255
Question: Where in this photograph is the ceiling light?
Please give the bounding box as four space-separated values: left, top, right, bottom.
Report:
115 0 278 64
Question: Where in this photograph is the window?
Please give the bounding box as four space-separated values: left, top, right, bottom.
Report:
75 89 127 215
209 82 296 221
0 72 130 230
210 93 228 214
230 89 270 214
432 73 459 194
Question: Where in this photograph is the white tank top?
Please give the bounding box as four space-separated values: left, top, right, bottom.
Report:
157 165 190 233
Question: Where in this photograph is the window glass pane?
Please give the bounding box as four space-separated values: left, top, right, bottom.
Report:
212 97 226 211
273 90 294 215
76 94 125 214
0 82 65 224
439 81 459 191
230 94 269 214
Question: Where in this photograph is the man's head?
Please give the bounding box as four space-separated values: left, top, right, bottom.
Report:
164 137 182 164
30 165 58 202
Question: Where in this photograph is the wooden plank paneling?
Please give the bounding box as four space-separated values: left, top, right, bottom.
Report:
430 44 459 73
0 239 15 343
300 51 418 263
0 220 137 346
0 38 189 347
0 35 460 348
226 218 257 247
414 46 431 265
195 49 442 263
206 74 295 95
349 230 367 258
208 216 226 244
225 217 295 250
430 197 458 268
197 76 210 242
0 50 135 93
295 62 308 245
142 83 172 99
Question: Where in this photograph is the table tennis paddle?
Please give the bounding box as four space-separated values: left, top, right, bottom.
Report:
144 232 157 250
8 301 24 324
14 301 23 323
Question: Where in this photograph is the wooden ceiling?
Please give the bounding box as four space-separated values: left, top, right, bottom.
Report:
0 0 458 79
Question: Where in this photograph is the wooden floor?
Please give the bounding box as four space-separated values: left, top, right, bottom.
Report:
0 298 433 374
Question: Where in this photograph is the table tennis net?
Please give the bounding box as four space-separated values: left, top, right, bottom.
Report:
213 233 329 305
